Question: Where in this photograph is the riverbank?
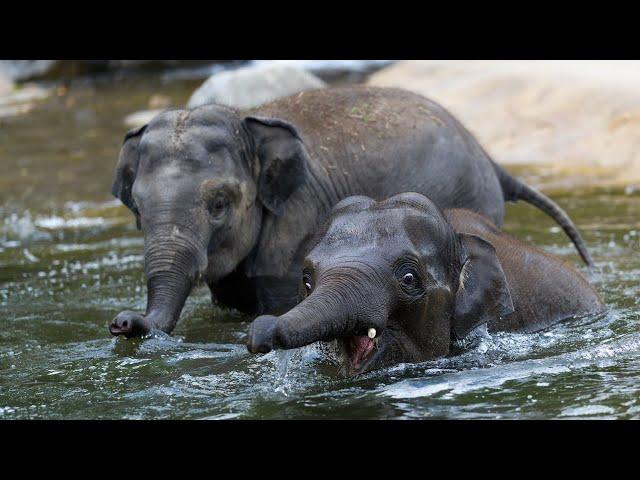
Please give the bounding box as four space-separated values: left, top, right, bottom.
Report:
368 60 640 191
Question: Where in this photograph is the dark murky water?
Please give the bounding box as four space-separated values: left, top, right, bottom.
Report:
1 66 638 419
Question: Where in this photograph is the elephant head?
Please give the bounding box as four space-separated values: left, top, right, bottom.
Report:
109 105 309 337
246 193 514 374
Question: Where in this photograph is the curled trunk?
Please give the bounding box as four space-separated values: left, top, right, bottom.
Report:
261 283 388 351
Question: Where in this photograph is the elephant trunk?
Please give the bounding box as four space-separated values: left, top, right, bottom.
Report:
142 226 208 332
110 222 209 337
247 279 388 353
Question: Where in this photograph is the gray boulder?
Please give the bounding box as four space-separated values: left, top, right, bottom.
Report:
0 60 58 81
0 74 12 96
0 78 51 118
123 109 165 129
186 64 326 110
0 60 218 82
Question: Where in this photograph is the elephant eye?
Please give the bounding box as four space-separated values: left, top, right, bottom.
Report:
394 260 424 296
207 192 230 217
302 272 313 294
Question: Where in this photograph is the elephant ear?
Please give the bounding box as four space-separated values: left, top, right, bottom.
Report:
244 116 309 216
452 233 514 340
111 125 147 226
111 124 147 208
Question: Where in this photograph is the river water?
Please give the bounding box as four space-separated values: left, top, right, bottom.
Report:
1 65 638 419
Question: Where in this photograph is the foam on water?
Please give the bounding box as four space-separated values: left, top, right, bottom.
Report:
34 216 114 229
1 200 131 247
559 405 616 417
380 334 640 399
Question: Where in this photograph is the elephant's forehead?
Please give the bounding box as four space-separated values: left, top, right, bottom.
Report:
142 124 232 152
148 105 239 130
143 108 242 151
138 128 244 178
318 208 448 256
322 211 409 247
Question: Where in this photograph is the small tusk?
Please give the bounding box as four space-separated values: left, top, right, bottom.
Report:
368 328 377 339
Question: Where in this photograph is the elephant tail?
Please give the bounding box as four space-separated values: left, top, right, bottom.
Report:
492 161 595 267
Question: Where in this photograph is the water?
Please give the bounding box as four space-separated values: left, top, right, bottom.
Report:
1 64 639 419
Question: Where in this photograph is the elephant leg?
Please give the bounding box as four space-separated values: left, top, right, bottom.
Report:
208 258 302 316
253 276 299 315
208 266 258 314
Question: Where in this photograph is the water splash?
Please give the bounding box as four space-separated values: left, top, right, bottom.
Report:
274 350 295 396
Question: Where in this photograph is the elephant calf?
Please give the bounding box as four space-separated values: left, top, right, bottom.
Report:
246 193 604 374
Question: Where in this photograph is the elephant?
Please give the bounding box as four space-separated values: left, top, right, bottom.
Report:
246 193 604 374
109 85 594 338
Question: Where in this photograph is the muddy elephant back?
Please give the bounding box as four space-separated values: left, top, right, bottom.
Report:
252 86 504 221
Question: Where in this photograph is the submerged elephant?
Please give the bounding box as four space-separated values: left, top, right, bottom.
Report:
109 86 594 338
246 193 604 374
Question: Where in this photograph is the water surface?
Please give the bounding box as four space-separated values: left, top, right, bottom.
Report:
1 68 638 419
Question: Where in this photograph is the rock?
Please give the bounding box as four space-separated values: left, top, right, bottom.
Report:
123 109 165 129
148 94 171 110
0 75 40 118
0 82 52 118
248 60 393 84
122 94 174 128
106 60 214 70
250 60 393 74
123 63 327 127
0 60 219 82
186 64 326 110
367 60 640 188
0 74 12 96
0 61 59 82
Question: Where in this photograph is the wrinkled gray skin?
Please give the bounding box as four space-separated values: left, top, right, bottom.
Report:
246 193 604 375
109 86 593 338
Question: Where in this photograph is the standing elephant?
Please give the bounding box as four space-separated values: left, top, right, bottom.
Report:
246 193 604 374
109 86 593 338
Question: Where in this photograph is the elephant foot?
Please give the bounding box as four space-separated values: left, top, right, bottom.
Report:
109 311 153 338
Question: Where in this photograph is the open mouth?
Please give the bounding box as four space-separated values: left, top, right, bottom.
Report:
340 333 380 374
324 327 388 376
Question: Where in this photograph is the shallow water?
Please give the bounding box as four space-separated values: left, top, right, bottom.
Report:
1 66 639 419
